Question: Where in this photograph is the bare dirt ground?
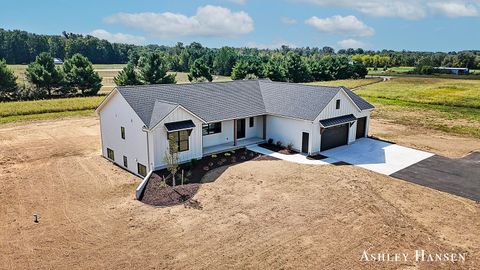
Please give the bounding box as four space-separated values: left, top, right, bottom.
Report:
370 118 480 158
1 116 479 269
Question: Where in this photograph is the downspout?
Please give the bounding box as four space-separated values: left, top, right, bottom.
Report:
142 125 152 172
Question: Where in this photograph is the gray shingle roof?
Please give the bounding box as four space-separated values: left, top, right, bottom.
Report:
115 79 374 128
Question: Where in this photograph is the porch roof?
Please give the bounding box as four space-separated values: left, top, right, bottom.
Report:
320 114 357 128
164 120 196 132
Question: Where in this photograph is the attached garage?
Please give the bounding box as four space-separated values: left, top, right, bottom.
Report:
356 117 367 139
321 124 349 151
320 114 356 151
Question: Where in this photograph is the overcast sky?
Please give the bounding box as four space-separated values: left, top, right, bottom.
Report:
1 0 479 51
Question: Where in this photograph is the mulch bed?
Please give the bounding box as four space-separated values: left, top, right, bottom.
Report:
258 143 297 155
307 154 329 160
141 148 277 207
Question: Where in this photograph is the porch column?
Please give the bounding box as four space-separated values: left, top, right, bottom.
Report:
262 115 267 140
233 119 237 146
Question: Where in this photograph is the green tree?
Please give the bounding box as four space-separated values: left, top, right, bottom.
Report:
63 53 102 96
114 62 141 86
188 58 213 82
213 47 237 76
138 52 176 84
285 51 311 83
0 59 17 100
231 56 264 80
26 52 64 96
263 54 287 81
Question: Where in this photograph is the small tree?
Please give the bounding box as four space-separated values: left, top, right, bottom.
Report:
188 58 213 82
163 136 180 187
264 54 287 82
26 52 64 96
138 52 176 84
0 59 17 100
63 53 102 96
114 62 141 86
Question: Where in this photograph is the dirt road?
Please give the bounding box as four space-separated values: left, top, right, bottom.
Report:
0 117 479 269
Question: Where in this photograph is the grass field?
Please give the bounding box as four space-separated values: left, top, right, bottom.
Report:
356 77 480 138
308 78 382 89
0 96 103 124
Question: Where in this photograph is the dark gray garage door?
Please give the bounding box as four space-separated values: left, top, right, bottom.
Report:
356 117 367 139
321 124 349 151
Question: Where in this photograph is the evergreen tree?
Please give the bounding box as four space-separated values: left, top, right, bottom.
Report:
25 52 64 96
263 54 287 82
213 47 237 76
188 58 213 82
63 53 102 96
285 51 311 83
114 62 141 86
231 56 264 80
0 59 17 100
138 52 176 84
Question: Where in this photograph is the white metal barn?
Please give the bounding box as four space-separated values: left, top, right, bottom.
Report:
96 79 374 177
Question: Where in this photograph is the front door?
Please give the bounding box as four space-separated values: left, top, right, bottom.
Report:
236 119 246 139
302 132 309 153
356 117 367 139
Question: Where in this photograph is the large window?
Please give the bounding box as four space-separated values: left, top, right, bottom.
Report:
137 163 147 177
202 122 222 135
249 117 254 127
107 148 114 160
168 130 190 152
121 126 125 139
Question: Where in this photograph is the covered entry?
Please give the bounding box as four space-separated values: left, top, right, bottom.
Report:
320 114 356 151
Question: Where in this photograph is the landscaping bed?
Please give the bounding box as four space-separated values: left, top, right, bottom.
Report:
141 148 277 207
258 142 297 155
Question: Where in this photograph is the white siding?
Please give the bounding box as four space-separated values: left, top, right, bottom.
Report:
202 120 234 148
266 115 314 154
151 106 203 170
99 91 149 176
313 90 372 152
202 116 264 148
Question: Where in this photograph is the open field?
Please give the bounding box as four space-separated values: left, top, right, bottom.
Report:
368 66 480 79
0 117 479 269
307 78 382 89
355 77 480 138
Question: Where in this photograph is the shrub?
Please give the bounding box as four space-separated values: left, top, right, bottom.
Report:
287 143 293 152
211 154 217 158
276 140 283 148
224 152 231 157
268 138 274 144
189 158 197 168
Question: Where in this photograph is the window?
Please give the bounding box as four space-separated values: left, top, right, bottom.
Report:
137 163 147 177
168 130 190 152
121 126 125 139
202 122 222 135
107 148 114 160
336 99 341 110
123 156 128 168
249 117 254 127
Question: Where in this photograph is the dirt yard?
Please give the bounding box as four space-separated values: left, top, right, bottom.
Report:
0 116 479 269
369 118 480 158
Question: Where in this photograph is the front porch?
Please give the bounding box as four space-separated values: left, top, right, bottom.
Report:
203 137 265 156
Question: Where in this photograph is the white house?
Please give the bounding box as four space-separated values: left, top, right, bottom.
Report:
95 79 374 177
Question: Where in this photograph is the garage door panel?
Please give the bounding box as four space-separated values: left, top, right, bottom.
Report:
321 124 349 151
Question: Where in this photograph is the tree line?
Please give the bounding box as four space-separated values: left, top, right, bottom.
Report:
0 53 101 101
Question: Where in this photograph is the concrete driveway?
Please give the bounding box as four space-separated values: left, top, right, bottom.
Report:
321 138 434 175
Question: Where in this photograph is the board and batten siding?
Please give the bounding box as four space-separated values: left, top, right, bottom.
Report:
98 91 149 176
266 115 314 154
313 90 372 152
244 116 264 140
151 106 203 170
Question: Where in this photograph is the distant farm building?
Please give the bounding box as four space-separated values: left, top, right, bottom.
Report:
434 67 469 75
53 58 63 65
